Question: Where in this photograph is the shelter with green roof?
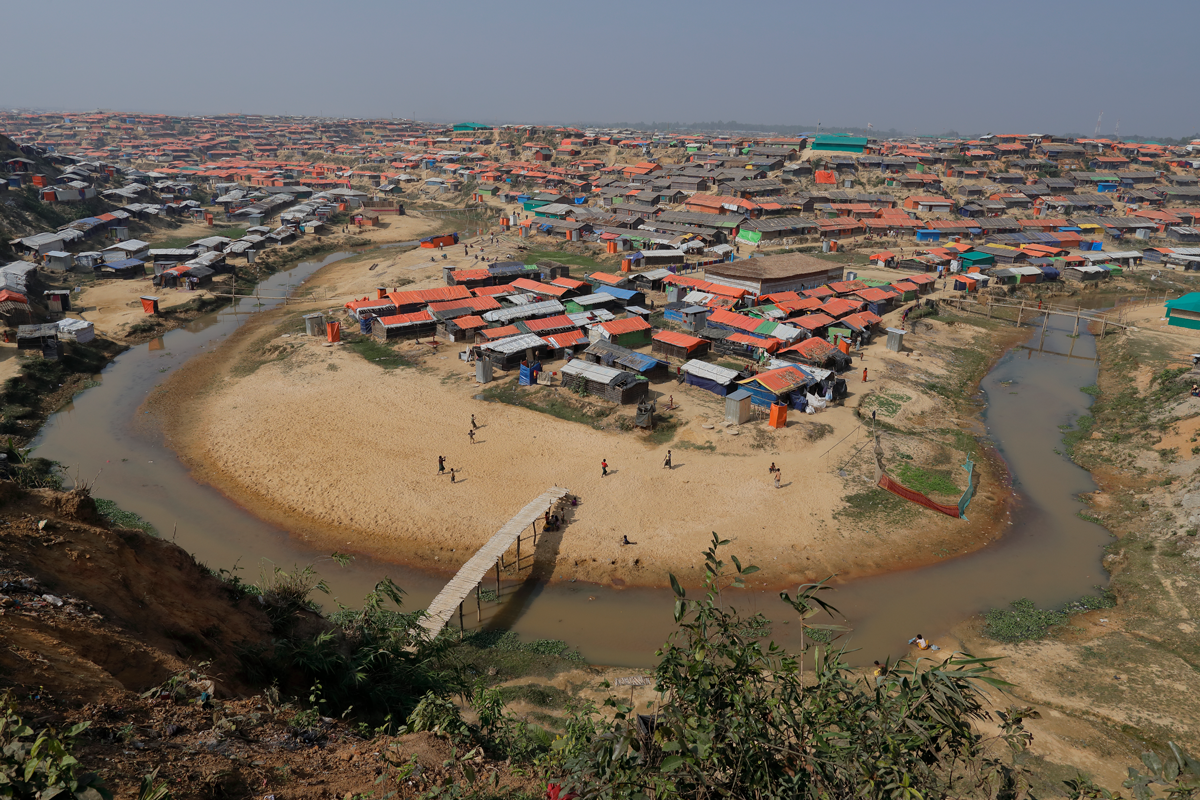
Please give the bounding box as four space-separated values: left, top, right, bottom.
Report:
959 251 995 269
452 122 492 132
811 134 869 154
1165 293 1200 330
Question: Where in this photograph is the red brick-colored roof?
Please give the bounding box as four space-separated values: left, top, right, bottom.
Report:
652 330 705 350
511 277 571 297
781 336 837 360
598 316 651 335
522 314 577 333
479 325 521 340
428 296 501 313
743 365 810 394
820 298 863 318
542 331 588 349
452 315 487 330
388 285 471 307
376 310 433 326
706 308 762 333
792 313 836 330
589 271 629 286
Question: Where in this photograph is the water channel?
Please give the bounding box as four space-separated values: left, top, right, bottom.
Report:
33 251 1115 666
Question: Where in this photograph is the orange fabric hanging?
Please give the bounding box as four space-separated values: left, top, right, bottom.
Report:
877 472 961 518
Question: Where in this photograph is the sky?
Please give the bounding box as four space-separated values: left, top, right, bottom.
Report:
3 0 1197 138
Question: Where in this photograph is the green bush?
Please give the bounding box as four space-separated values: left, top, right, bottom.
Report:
0 690 112 800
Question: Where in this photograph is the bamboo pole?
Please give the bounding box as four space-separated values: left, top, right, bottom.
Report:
1016 303 1023 328
495 561 501 600
476 584 481 624
1074 306 1081 336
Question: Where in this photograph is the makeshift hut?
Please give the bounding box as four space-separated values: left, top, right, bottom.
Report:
1165 293 1200 330
371 311 436 341
737 365 816 409
17 323 61 360
560 360 650 405
590 316 653 347
651 330 709 361
582 339 665 377
478 333 551 369
680 359 741 396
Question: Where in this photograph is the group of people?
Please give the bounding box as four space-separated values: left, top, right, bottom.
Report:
437 415 483 481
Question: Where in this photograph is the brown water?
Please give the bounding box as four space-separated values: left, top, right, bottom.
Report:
34 253 1113 666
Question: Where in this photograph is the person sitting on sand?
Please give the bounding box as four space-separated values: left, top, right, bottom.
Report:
621 535 634 545
769 462 777 475
908 634 939 651
873 660 889 677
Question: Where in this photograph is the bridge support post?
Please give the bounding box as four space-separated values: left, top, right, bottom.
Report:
1074 307 1080 336
495 561 501 600
476 583 481 624
459 601 464 635
516 533 521 569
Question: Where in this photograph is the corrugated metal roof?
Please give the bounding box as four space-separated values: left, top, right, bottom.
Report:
482 299 565 324
561 360 624 384
482 333 548 354
681 359 740 383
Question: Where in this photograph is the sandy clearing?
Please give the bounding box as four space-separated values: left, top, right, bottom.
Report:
144 239 1010 589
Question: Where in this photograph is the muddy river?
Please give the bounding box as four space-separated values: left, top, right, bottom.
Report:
34 252 1114 666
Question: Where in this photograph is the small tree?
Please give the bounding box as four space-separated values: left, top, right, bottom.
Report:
549 534 1032 799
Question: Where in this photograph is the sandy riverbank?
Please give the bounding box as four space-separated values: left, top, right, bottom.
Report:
144 240 1017 589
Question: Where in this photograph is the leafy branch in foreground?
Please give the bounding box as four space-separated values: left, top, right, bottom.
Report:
545 533 1034 800
0 690 113 800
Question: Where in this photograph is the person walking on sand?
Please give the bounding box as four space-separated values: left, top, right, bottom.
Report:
862 367 868 382
773 470 782 490
663 450 672 470
601 459 608 477
468 428 476 445
449 468 456 483
438 455 446 474
471 414 478 429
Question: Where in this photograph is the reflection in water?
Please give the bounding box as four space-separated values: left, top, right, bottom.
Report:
35 263 1114 667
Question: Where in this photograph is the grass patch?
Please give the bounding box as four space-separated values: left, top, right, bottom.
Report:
444 630 585 684
127 320 164 335
521 250 607 270
836 487 912 522
346 334 412 370
496 683 575 709
152 226 246 250
983 593 1115 643
893 463 959 496
1080 384 1101 397
863 391 910 418
644 414 680 445
94 498 157 536
676 439 717 452
482 380 612 426
1061 414 1095 458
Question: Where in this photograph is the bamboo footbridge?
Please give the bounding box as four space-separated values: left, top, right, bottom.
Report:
416 486 570 642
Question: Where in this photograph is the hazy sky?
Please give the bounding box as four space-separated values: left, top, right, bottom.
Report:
3 0 1197 137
